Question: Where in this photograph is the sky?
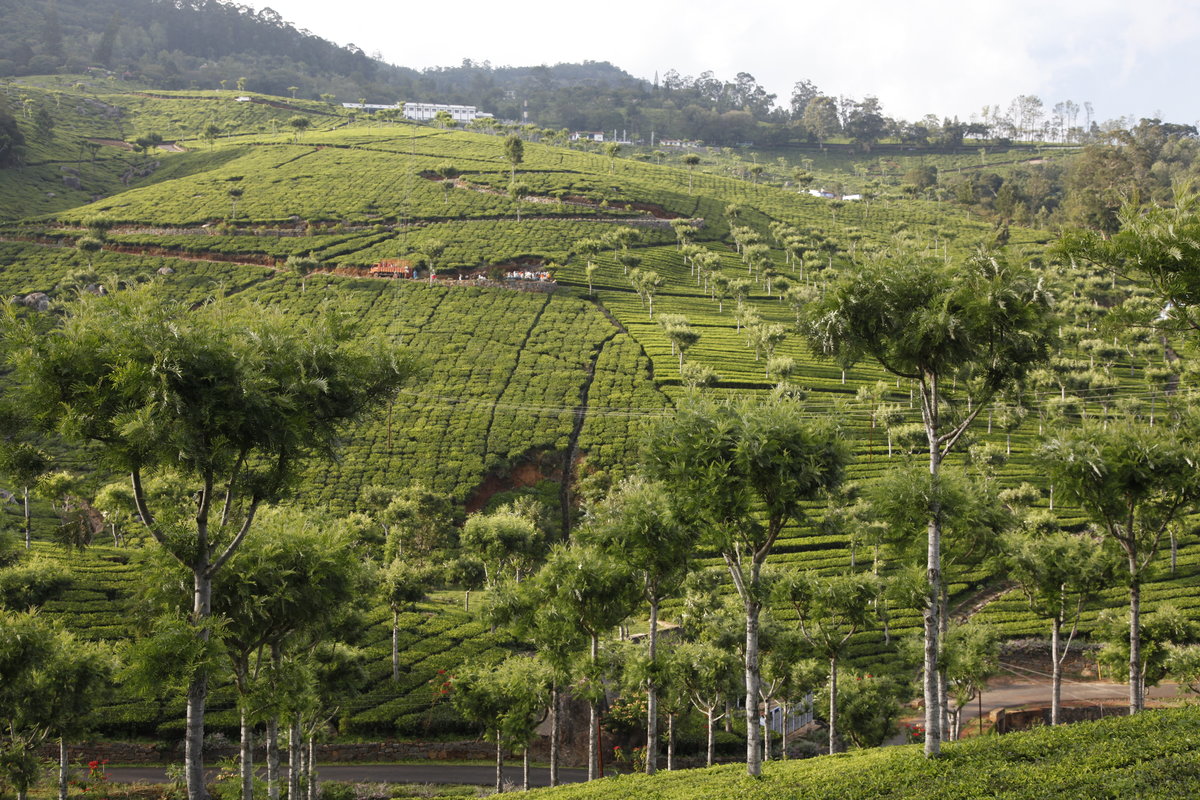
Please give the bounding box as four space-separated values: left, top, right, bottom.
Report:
250 0 1200 125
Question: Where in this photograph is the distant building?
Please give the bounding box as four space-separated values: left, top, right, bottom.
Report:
342 102 402 112
370 259 414 278
234 96 252 102
403 103 492 123
570 131 605 142
340 102 492 122
658 138 700 148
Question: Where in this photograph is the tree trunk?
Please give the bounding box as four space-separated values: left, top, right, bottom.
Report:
23 486 30 549
266 716 280 800
523 748 529 792
588 634 599 781
495 733 504 794
667 713 675 771
267 714 280 800
923 379 944 758
1129 572 1143 713
744 596 762 775
1051 615 1062 726
549 684 559 787
240 708 253 800
938 586 950 741
781 700 789 759
306 737 316 800
828 655 839 754
646 598 659 774
549 681 556 786
186 566 212 800
288 721 301 800
58 738 68 800
705 709 715 767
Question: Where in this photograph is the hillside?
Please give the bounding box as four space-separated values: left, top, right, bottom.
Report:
524 706 1200 800
1 78 1199 744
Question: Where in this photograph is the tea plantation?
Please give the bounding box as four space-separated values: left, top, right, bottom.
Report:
527 706 1200 800
2 78 1198 755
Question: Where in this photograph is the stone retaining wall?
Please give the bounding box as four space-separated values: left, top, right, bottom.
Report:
41 739 504 765
990 703 1130 734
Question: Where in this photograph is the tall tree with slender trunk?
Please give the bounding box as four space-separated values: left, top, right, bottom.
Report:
773 571 879 754
1039 420 1200 714
527 543 638 780
582 476 694 774
503 134 524 183
645 397 847 776
1001 515 1117 725
487 578 583 787
804 246 1053 756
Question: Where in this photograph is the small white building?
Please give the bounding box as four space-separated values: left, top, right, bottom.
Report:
403 103 491 123
340 102 492 123
570 131 605 143
235 96 252 102
341 102 402 112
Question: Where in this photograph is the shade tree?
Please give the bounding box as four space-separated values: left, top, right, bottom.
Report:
941 621 999 741
0 283 417 800
450 654 552 794
1039 420 1200 713
486 575 586 787
519 543 638 780
644 397 847 776
461 508 545 586
773 571 880 753
1001 514 1118 724
0 611 113 800
805 246 1053 756
669 640 741 767
503 134 524 182
582 476 694 773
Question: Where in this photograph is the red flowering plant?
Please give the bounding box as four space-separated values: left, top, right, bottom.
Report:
600 696 647 737
71 758 112 800
428 668 454 703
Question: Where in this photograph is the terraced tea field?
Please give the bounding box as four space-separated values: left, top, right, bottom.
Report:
1 79 1196 740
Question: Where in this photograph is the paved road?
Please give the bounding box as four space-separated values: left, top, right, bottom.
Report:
106 764 588 787
960 668 1184 723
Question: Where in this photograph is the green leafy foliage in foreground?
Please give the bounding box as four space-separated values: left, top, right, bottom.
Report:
529 706 1200 800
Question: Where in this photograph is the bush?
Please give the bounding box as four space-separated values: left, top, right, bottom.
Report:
319 782 356 800
0 558 71 608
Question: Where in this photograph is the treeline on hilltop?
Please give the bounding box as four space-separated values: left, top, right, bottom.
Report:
7 0 1200 152
879 117 1200 233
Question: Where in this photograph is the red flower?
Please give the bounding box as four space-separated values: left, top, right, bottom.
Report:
88 761 100 769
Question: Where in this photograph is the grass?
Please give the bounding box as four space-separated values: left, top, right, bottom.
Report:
526 705 1200 800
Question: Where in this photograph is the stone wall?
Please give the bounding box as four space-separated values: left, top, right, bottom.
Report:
990 703 1130 734
42 739 505 765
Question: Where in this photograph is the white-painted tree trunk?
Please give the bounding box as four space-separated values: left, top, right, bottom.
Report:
646 598 659 774
58 738 68 800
